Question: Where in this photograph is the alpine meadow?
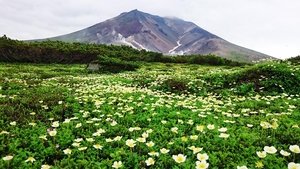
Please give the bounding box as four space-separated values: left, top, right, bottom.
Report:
1 4 300 169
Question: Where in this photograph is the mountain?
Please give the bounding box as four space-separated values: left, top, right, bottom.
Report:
40 9 272 62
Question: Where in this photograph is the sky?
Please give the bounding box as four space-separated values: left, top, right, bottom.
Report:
0 0 299 59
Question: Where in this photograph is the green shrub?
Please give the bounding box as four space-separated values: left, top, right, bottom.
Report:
0 36 247 66
236 83 255 95
205 62 300 95
159 78 189 93
96 55 139 73
287 55 300 64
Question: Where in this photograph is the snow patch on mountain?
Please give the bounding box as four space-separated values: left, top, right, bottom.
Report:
168 40 182 54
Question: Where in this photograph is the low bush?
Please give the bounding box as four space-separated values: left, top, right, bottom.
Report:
96 55 139 73
0 36 247 66
205 62 300 95
156 78 189 93
288 55 300 64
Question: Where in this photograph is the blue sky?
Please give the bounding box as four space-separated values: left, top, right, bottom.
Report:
1 0 299 59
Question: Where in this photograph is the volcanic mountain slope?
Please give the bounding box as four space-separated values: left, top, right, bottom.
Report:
41 9 272 62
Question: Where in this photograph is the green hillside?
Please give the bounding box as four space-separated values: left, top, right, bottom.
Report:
0 61 299 168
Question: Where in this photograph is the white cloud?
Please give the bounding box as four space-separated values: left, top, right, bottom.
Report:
0 0 299 58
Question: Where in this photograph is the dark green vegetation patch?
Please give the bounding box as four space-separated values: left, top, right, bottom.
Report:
0 36 244 67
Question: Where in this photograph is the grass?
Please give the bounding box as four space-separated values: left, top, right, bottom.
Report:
0 62 299 169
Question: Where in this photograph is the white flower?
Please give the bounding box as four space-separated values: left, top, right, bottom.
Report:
146 129 153 133
25 157 36 163
256 151 267 158
10 121 16 126
128 127 135 132
86 120 95 124
188 146 203 154
196 125 205 132
63 148 72 155
160 148 170 154
75 123 82 128
288 162 300 169
289 145 300 153
39 135 47 140
29 122 37 126
148 151 159 156
260 121 271 129
106 138 113 142
196 160 209 169
171 127 178 133
51 121 59 128
142 132 149 138
146 141 155 147
78 147 87 151
0 131 9 135
63 119 71 123
93 144 103 149
207 124 215 130
181 136 188 142
280 150 291 156
246 124 253 128
96 128 106 134
172 154 186 163
72 142 80 147
187 120 194 125
237 166 248 169
113 136 122 141
197 153 209 161
168 141 174 145
264 146 277 154
136 137 146 143
190 135 198 140
112 161 122 168
74 138 83 142
219 133 230 138
145 157 155 166
129 127 141 132
48 130 57 137
126 139 136 148
161 120 167 124
86 138 95 142
218 127 227 132
111 121 118 126
2 155 13 161
41 164 51 169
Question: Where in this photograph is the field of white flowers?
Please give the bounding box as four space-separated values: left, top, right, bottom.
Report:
0 62 299 169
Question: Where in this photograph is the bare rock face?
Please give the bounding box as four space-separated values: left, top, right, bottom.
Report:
41 9 272 62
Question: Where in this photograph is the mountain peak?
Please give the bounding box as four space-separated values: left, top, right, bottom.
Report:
42 10 272 62
117 9 148 22
130 9 140 13
122 9 146 16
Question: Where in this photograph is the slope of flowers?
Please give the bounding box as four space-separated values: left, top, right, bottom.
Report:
0 62 299 169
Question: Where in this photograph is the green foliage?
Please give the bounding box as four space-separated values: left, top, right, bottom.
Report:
287 55 300 64
96 55 139 73
0 62 300 168
0 36 245 66
141 54 245 66
188 54 244 66
204 62 300 95
236 83 255 95
159 78 189 93
0 36 160 64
